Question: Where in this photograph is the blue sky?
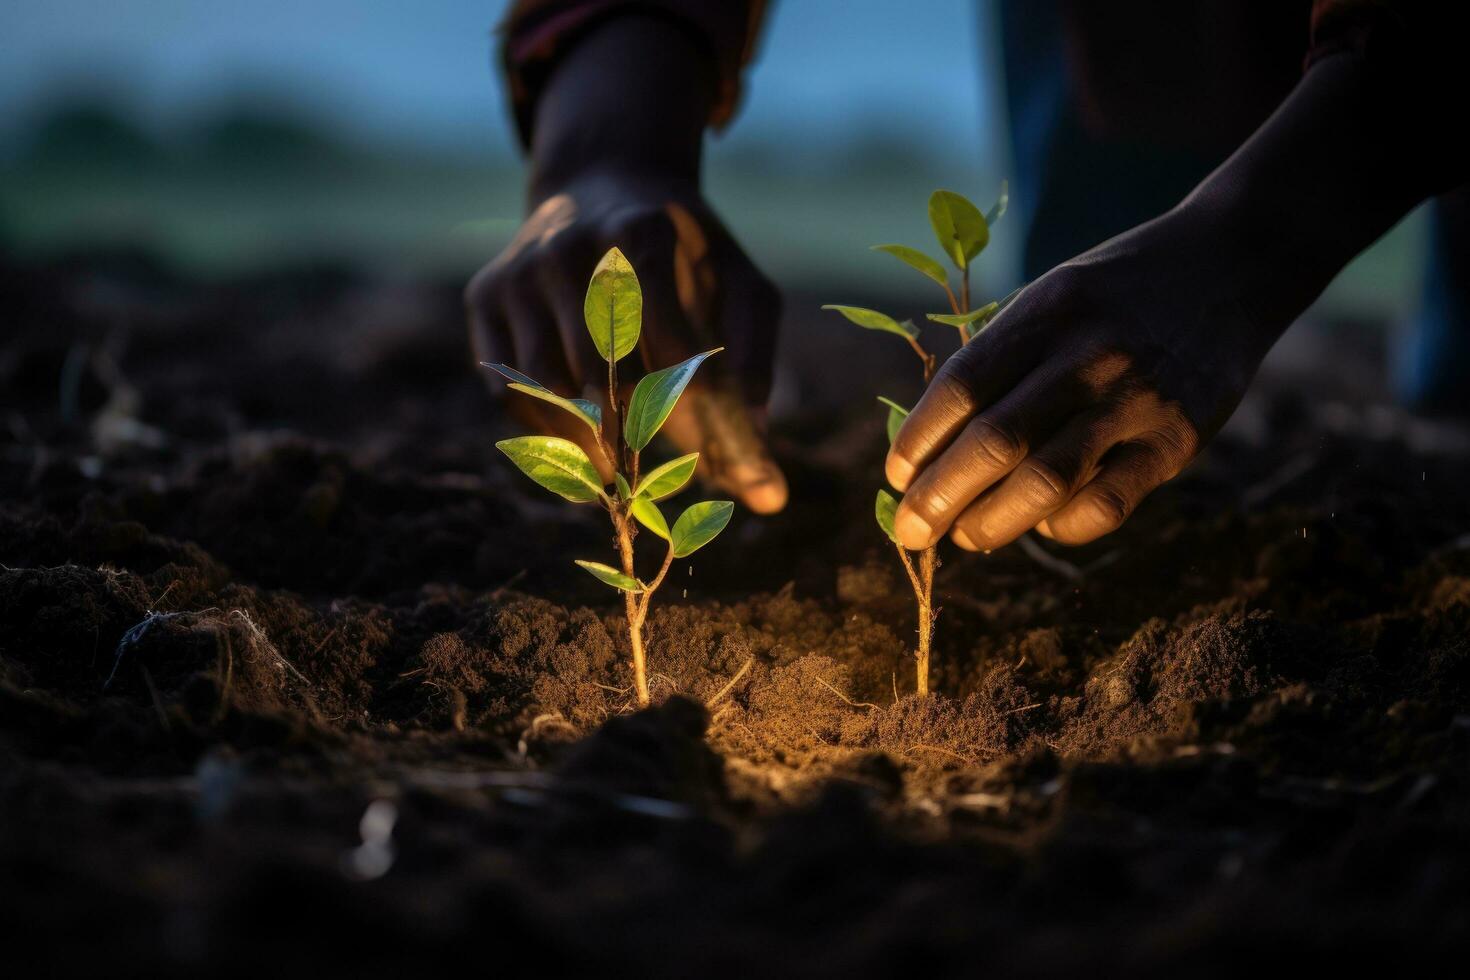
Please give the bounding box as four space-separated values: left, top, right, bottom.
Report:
1 0 1003 168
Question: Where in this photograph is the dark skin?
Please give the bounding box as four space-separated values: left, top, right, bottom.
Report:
466 16 787 513
472 15 1461 542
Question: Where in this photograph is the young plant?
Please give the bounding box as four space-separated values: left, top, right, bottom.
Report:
486 247 733 708
824 183 1011 696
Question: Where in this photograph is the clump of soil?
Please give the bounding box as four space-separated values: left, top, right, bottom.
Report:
4 253 1470 973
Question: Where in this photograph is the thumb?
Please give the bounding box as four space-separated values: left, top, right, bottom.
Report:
658 377 788 514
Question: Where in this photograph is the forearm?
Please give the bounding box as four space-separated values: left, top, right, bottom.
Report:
1175 46 1466 342
528 15 715 202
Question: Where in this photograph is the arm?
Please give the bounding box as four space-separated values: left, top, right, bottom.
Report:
467 4 788 513
887 6 1470 552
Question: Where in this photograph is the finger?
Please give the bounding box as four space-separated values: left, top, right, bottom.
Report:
504 284 576 393
659 381 788 513
892 364 1081 550
537 240 606 393
620 212 699 373
503 286 615 481
709 237 782 409
886 299 1043 491
1038 437 1186 545
622 212 788 513
688 241 786 513
464 271 513 388
948 408 1121 552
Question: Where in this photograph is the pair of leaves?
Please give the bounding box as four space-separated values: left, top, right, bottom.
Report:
580 498 734 594
489 347 718 458
632 498 733 557
870 181 1009 287
481 362 603 434
821 305 917 342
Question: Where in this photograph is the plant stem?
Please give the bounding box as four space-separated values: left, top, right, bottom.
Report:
895 543 937 696
916 545 937 696
613 510 651 707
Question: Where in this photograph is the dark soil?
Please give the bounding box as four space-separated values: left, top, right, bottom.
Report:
4 251 1470 975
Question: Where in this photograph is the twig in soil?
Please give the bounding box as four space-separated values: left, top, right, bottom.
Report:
309 627 339 658
892 671 899 705
150 580 180 611
813 675 881 710
1003 702 1042 715
592 681 632 695
905 743 977 765
705 658 754 708
1016 533 1083 582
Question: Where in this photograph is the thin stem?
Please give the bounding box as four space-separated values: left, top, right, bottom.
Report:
894 543 937 697
904 336 937 383
942 280 961 316
961 265 971 315
614 511 650 707
916 546 937 697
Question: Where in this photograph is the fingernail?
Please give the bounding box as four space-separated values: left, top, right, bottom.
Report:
886 454 915 491
951 527 977 551
894 509 932 550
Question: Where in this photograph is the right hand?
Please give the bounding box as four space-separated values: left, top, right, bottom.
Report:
465 168 788 514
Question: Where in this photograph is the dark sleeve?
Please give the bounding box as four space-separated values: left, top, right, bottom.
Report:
499 0 769 148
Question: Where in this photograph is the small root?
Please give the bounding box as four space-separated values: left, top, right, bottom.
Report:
706 658 754 708
814 675 881 711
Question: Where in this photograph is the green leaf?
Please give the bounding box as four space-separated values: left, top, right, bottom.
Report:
635 452 699 501
875 490 900 544
624 349 720 452
821 305 918 341
670 500 733 558
630 496 670 540
584 247 642 363
928 189 989 269
575 559 645 593
871 244 948 289
496 436 605 503
926 301 1000 328
986 179 1009 227
615 473 633 501
481 362 602 432
877 396 909 445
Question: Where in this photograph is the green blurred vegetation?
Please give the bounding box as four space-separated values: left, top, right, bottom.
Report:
0 96 1425 321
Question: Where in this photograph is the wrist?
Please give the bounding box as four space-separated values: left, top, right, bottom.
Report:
1166 51 1431 344
528 15 713 204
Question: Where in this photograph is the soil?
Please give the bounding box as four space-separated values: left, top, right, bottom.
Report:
4 250 1470 975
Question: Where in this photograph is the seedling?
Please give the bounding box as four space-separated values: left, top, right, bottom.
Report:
824 183 1011 696
486 247 733 708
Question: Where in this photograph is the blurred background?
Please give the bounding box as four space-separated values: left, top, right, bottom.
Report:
0 0 1425 315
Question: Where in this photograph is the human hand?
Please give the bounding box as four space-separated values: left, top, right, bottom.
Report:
886 207 1278 550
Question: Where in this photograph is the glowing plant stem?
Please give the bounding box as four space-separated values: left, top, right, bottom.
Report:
612 512 650 706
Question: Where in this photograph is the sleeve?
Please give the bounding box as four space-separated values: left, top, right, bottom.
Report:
499 0 769 148
1305 0 1461 69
